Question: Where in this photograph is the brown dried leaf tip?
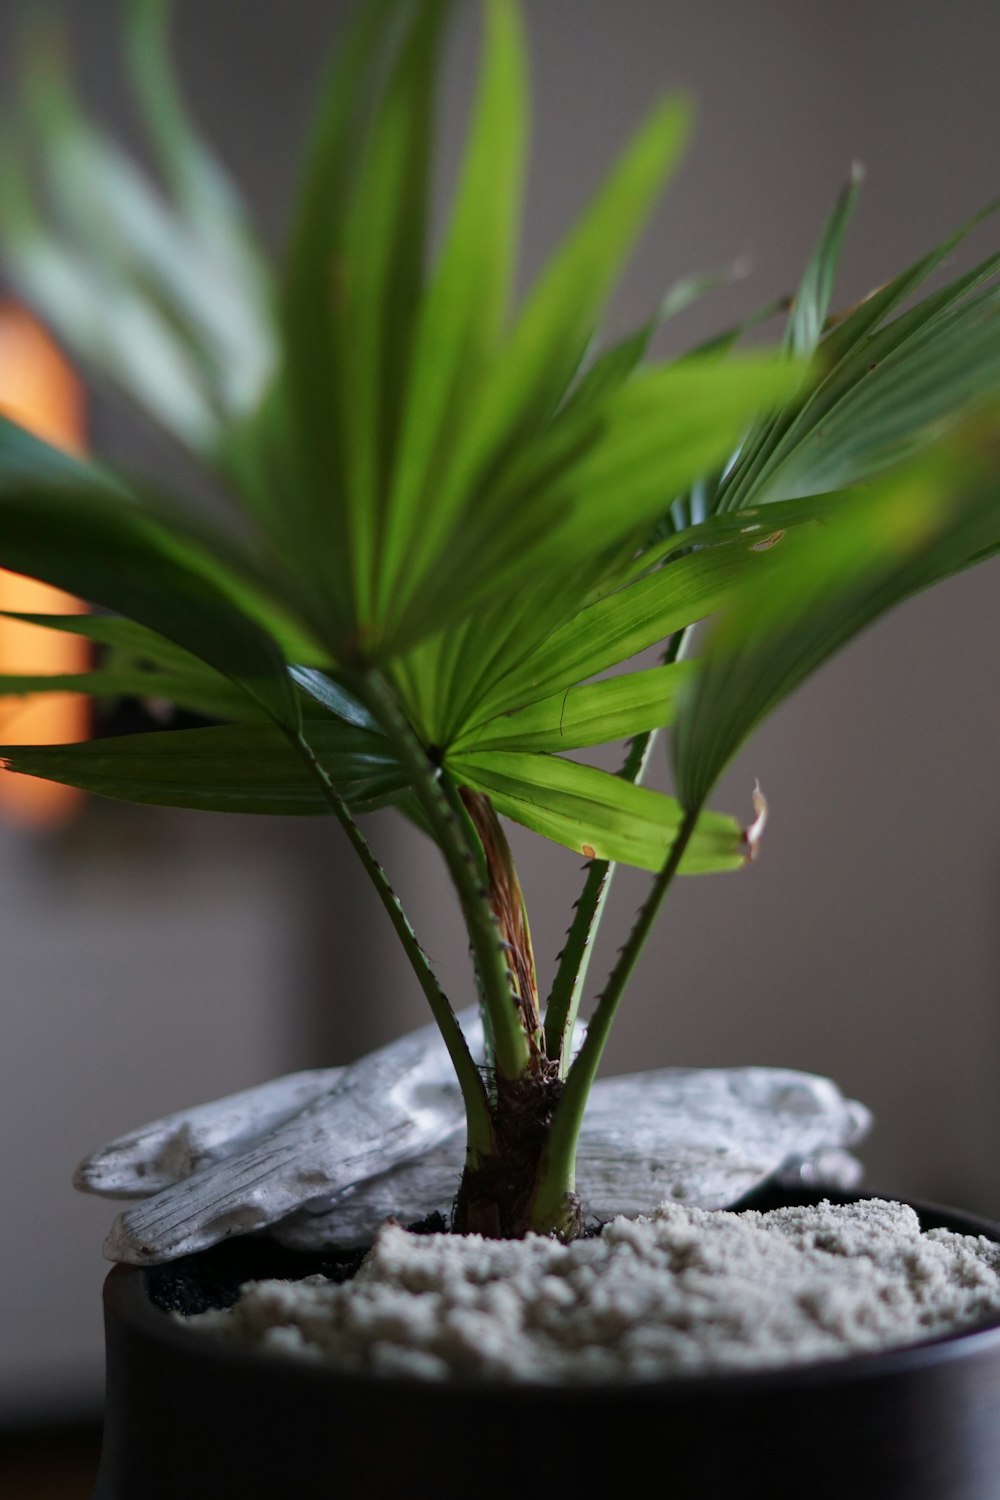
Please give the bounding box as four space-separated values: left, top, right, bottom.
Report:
742 780 768 861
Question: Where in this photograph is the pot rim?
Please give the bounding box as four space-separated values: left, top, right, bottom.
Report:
104 1188 1000 1400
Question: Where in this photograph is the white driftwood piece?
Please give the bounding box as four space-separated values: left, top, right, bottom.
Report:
78 1008 486 1201
91 1012 483 1263
74 1069 347 1199
274 1068 871 1249
76 1012 871 1265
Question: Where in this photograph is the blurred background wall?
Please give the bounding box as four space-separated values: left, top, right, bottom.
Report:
0 0 998 1427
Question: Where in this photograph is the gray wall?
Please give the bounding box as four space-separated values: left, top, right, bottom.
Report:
1 0 998 1419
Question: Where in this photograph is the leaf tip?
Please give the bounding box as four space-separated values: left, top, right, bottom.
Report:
742 779 768 861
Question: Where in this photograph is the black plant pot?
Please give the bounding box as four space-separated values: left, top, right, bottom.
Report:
93 1188 1000 1500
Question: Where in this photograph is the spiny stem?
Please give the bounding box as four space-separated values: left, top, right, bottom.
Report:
289 727 493 1156
543 729 657 1073
543 628 689 1073
356 670 530 1082
530 804 701 1234
544 858 612 1073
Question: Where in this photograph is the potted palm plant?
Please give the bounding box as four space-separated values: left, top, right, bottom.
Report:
3 1 1000 1496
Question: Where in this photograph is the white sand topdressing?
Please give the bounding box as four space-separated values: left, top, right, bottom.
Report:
183 1199 1000 1382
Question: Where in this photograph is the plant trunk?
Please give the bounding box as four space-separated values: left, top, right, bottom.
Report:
449 788 585 1237
452 1066 582 1239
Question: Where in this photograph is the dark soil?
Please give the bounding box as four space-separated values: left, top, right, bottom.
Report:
147 1211 449 1315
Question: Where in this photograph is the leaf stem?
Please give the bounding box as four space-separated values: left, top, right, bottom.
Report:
543 728 656 1072
542 627 689 1074
290 726 493 1155
356 670 530 1082
530 802 701 1233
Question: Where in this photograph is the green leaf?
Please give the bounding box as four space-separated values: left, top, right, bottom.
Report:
289 666 379 733
0 608 216 661
0 34 273 458
0 721 405 816
0 141 221 453
0 615 380 728
522 356 802 562
0 483 299 728
553 261 748 421
0 402 329 667
1 597 326 708
813 195 1000 375
0 665 267 723
0 610 274 722
381 348 801 744
277 0 416 640
451 663 693 754
756 282 1000 503
717 198 1000 516
0 420 294 634
673 430 1000 809
393 550 618 748
612 490 846 592
468 529 795 727
785 164 864 359
386 93 691 642
124 0 271 288
0 413 115 492
375 0 527 623
448 748 744 873
392 350 802 661
687 294 790 362
332 0 451 625
24 43 273 424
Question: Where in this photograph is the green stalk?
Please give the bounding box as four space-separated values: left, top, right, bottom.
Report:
543 627 690 1074
436 774 496 1075
290 727 494 1157
543 859 612 1072
357 670 530 1081
543 729 656 1072
530 803 701 1234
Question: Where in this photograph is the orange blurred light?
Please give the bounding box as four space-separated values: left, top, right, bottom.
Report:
0 302 88 828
